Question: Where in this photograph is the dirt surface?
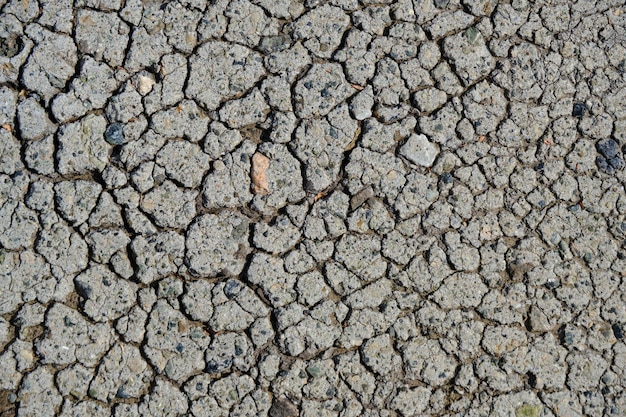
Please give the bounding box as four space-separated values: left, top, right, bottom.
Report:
1 0 626 416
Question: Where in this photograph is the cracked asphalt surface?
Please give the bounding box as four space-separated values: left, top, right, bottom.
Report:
1 0 626 416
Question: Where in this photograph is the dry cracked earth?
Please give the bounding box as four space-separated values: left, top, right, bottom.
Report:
1 0 626 416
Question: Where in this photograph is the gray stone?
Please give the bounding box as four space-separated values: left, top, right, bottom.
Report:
345 146 408 201
425 10 475 38
402 338 458 385
391 386 431 416
247 253 297 308
56 364 94 400
225 0 279 48
0 184 38 249
203 121 244 159
463 81 507 136
124 25 172 73
88 192 124 228
566 351 608 391
265 41 312 82
106 88 143 124
372 57 409 106
349 85 374 120
334 234 387 282
399 134 440 167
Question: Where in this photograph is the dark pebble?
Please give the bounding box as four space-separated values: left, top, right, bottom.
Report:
563 331 574 345
596 139 619 159
258 34 290 53
434 0 449 8
596 155 614 175
116 387 131 399
572 102 587 117
608 157 624 170
269 397 298 417
441 172 453 184
104 123 125 145
223 279 242 299
612 323 624 339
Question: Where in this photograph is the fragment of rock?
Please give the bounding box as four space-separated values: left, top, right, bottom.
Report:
137 75 155 96
251 152 270 195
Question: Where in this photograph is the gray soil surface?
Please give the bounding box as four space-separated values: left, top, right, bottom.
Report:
1 0 626 416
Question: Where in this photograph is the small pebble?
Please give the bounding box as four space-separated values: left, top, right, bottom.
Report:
251 152 271 195
104 123 125 145
572 102 587 117
596 139 619 159
137 75 156 96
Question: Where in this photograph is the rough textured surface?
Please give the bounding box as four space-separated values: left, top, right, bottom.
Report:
2 1 626 416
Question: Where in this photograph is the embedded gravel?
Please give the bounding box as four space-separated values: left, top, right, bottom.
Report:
1 1 626 416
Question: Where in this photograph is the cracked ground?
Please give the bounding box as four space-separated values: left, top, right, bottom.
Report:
1 0 626 416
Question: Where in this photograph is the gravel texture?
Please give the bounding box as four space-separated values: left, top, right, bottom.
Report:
1 1 626 416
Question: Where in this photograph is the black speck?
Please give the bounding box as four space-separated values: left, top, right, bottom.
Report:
612 324 624 339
